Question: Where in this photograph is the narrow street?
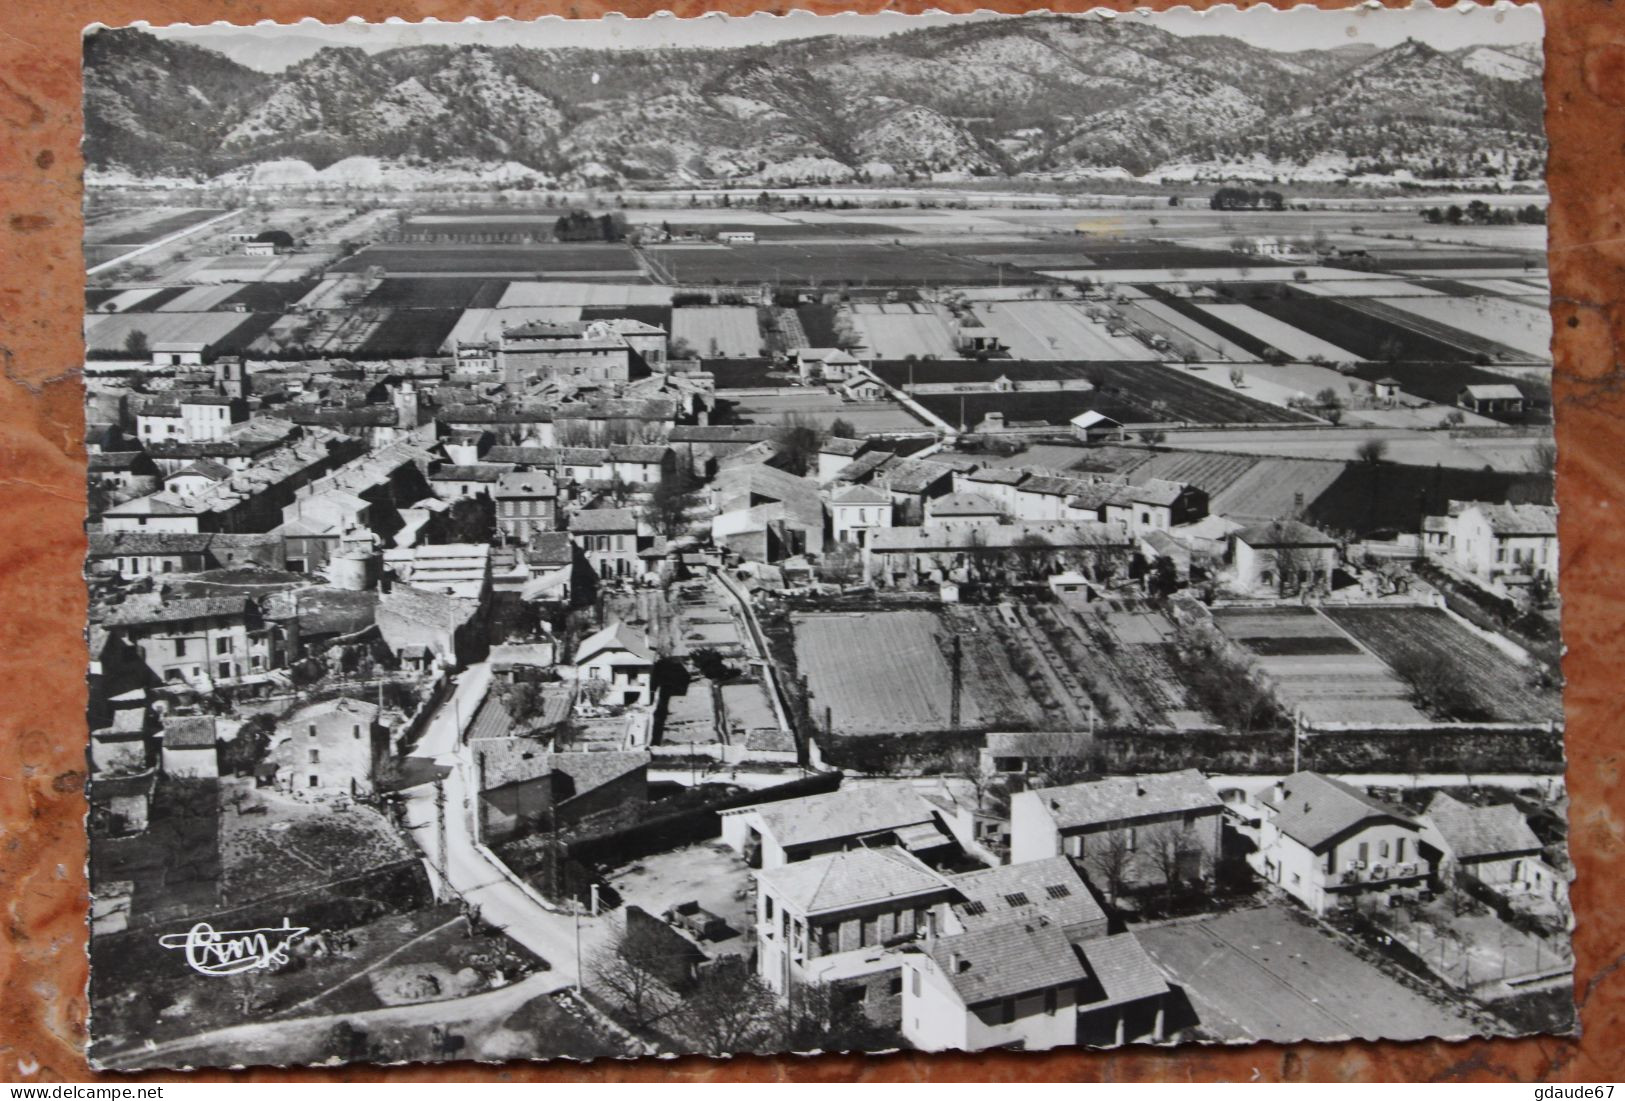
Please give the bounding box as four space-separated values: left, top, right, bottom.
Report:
400 663 613 990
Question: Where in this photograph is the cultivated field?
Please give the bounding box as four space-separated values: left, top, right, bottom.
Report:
84 311 267 356
1195 302 1362 362
1210 606 1426 726
670 305 764 358
88 207 230 247
497 281 675 307
792 611 988 736
331 244 643 276
1322 606 1560 722
362 277 509 309
1139 905 1478 1043
978 300 1161 361
848 303 960 359
1376 294 1553 360
641 242 1019 285
354 308 465 358
884 360 1311 426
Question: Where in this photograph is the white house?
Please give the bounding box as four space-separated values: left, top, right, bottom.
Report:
1010 770 1224 890
574 621 655 707
796 347 863 383
1431 501 1557 586
827 483 894 548
900 923 1169 1053
1232 520 1339 593
755 846 956 995
720 781 953 870
1247 771 1429 916
1419 791 1565 903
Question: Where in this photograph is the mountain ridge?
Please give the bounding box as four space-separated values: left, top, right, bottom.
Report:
84 22 1546 184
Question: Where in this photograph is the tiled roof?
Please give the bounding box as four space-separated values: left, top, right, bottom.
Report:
949 855 1106 934
830 484 892 506
495 471 558 498
738 781 939 850
476 740 648 793
103 493 202 518
870 521 1131 553
1077 933 1170 1010
570 507 638 533
926 918 1088 1005
526 531 576 566
667 425 777 444
1234 520 1337 547
876 458 954 495
609 444 671 464
1424 792 1541 861
575 621 655 665
89 451 150 472
929 492 1003 516
104 595 251 628
466 693 515 744
430 463 514 482
88 532 215 557
1030 770 1220 831
1262 771 1416 853
757 847 950 915
162 715 221 749
1461 384 1524 400
1469 502 1557 537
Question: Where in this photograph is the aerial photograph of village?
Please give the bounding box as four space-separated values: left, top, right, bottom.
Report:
80 6 1571 1068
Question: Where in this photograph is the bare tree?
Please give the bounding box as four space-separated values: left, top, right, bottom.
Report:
671 957 778 1053
589 918 677 1029
1085 829 1135 908
1144 820 1202 898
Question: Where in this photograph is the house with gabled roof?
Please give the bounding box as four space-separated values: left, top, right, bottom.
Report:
1248 771 1429 915
826 483 894 548
574 621 656 707
1010 770 1223 890
720 780 955 870
1419 791 1563 902
900 918 1169 1052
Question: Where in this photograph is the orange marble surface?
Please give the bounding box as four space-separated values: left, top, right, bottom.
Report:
1 0 1620 1083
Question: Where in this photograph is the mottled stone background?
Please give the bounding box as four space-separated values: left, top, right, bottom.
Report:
1 0 1619 1082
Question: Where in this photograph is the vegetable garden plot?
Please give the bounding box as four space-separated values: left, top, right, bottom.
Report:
641 243 1017 285
84 311 264 355
1223 288 1492 363
848 304 959 359
221 279 322 312
791 611 989 736
1322 606 1562 723
155 284 251 312
498 281 674 307
671 306 764 359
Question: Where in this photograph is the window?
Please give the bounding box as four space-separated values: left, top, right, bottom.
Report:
764 896 775 922
1126 827 1137 851
1379 841 1390 859
910 970 921 997
888 977 902 997
174 639 188 657
353 724 362 740
308 725 317 738
217 662 231 679
1044 884 1071 900
961 900 986 917
1395 838 1406 863
309 775 319 788
308 749 319 764
1004 892 1030 908
216 638 230 655
1357 842 1369 863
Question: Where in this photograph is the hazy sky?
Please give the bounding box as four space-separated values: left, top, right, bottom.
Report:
148 3 1543 71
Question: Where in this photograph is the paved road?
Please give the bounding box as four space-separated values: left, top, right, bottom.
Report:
402 663 615 990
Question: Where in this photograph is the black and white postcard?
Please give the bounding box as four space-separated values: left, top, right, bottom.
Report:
81 4 1570 1069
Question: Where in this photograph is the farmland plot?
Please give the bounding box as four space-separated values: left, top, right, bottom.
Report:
1128 298 1257 361
1195 303 1361 362
978 300 1161 361
498 281 674 308
847 303 959 359
1321 606 1561 723
671 306 764 359
332 244 642 277
1376 295 1553 360
155 284 251 312
792 611 988 736
84 311 261 355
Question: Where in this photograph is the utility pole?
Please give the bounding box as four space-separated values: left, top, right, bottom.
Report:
949 634 962 732
434 778 448 887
